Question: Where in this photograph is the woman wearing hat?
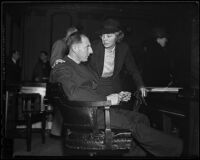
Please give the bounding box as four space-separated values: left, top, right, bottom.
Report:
88 19 183 156
88 18 146 98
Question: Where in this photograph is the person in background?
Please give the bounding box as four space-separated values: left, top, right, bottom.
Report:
50 26 78 137
141 27 175 87
50 31 183 157
140 27 179 133
6 50 22 85
32 50 51 83
50 26 78 68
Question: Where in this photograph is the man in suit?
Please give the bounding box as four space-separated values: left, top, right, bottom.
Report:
50 26 78 137
88 18 146 97
50 32 183 157
6 50 22 85
141 27 174 87
32 50 51 83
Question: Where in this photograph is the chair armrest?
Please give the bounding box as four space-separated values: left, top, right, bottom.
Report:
61 99 112 108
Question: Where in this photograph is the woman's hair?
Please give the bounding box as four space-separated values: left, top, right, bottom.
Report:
115 30 124 43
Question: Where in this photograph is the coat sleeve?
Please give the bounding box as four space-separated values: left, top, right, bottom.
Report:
50 40 67 67
52 65 106 102
124 44 145 89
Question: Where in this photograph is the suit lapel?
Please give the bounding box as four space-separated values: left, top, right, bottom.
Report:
113 44 121 78
97 42 105 77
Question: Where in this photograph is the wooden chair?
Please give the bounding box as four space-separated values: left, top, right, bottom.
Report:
46 82 139 156
15 92 46 152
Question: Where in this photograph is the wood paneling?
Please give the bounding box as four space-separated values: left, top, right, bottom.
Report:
189 16 199 156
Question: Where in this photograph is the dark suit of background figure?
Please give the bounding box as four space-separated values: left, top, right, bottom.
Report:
141 38 174 87
50 56 183 157
32 59 51 83
50 39 68 67
6 57 22 85
88 40 144 96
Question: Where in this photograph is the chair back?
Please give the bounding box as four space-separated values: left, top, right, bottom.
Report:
46 82 98 131
46 82 133 153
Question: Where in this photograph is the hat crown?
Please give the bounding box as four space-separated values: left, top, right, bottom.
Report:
103 19 120 29
153 27 168 38
98 19 121 35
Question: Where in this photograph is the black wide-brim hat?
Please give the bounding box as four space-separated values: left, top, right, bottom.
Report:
152 27 169 38
97 19 121 35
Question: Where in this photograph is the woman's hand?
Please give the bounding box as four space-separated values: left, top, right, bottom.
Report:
139 87 148 97
52 59 66 68
119 91 131 102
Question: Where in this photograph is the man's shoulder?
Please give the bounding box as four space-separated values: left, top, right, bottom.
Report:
53 39 66 47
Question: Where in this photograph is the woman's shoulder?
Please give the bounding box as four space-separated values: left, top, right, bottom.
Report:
118 41 129 48
116 42 130 53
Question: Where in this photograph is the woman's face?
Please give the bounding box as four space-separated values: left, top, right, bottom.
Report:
100 33 117 49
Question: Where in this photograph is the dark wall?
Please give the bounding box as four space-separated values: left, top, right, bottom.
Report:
3 2 197 87
2 2 199 156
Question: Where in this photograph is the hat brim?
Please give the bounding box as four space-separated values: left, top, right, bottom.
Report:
97 28 121 35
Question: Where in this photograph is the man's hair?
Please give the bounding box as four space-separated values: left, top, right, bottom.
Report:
10 50 18 55
40 50 48 56
9 50 19 58
66 31 85 48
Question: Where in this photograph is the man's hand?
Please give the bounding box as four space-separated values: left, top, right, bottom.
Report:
107 94 120 105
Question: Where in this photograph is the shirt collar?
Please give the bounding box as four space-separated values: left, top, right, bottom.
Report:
67 54 80 64
12 57 16 64
105 46 115 53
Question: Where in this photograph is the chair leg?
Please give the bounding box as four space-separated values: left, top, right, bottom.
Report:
26 114 32 152
41 113 46 144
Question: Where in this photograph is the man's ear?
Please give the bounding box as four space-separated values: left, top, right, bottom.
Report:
72 44 79 52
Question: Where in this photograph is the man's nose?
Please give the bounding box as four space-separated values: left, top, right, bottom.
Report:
89 47 93 54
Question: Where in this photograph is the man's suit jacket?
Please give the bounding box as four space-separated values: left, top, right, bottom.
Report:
50 56 106 101
6 58 21 85
88 40 144 91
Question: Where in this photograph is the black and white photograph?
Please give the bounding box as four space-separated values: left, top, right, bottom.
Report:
1 1 199 159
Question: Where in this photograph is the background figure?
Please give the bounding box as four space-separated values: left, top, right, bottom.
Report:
50 26 78 137
139 27 179 132
141 27 175 87
50 26 78 67
32 50 51 83
6 50 22 85
88 18 146 98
